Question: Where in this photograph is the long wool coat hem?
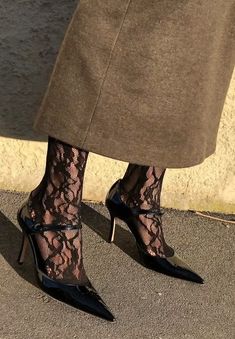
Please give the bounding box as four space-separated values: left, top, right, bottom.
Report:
34 0 235 168
34 122 217 169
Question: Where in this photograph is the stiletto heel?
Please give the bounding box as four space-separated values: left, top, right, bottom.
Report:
105 179 204 284
16 201 115 321
17 233 29 265
108 213 116 243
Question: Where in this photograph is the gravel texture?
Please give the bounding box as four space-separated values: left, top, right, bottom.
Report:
0 190 234 339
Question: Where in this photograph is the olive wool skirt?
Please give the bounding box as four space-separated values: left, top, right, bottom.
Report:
34 0 235 168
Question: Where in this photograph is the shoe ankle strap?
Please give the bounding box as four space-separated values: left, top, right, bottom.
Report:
28 223 82 233
18 203 82 234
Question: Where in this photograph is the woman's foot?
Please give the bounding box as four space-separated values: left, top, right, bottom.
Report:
105 173 204 283
18 137 115 320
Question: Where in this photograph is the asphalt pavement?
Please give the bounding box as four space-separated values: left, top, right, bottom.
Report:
0 191 234 339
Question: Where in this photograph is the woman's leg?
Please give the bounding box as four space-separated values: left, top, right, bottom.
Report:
28 137 88 284
119 165 173 257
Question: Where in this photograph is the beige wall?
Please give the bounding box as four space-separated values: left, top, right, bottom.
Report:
0 71 234 213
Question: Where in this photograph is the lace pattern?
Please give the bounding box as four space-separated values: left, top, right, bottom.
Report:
120 166 172 257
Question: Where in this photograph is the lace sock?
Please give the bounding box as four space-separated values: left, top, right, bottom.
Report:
119 165 173 257
28 137 89 284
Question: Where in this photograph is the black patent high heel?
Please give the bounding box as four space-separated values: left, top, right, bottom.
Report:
17 233 29 264
17 202 115 321
105 179 204 284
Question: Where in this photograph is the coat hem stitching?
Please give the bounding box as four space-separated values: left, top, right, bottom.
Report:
81 0 132 147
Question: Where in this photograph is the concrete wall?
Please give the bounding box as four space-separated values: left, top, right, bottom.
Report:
0 70 234 213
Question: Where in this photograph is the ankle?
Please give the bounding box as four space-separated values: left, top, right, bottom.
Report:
119 179 160 211
28 194 81 226
119 186 158 211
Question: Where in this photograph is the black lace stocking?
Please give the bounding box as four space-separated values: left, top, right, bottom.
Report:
120 165 173 257
28 137 89 284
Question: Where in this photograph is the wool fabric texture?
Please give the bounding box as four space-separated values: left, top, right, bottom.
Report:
34 0 235 168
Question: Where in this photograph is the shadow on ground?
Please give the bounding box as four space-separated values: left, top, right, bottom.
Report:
0 0 77 141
